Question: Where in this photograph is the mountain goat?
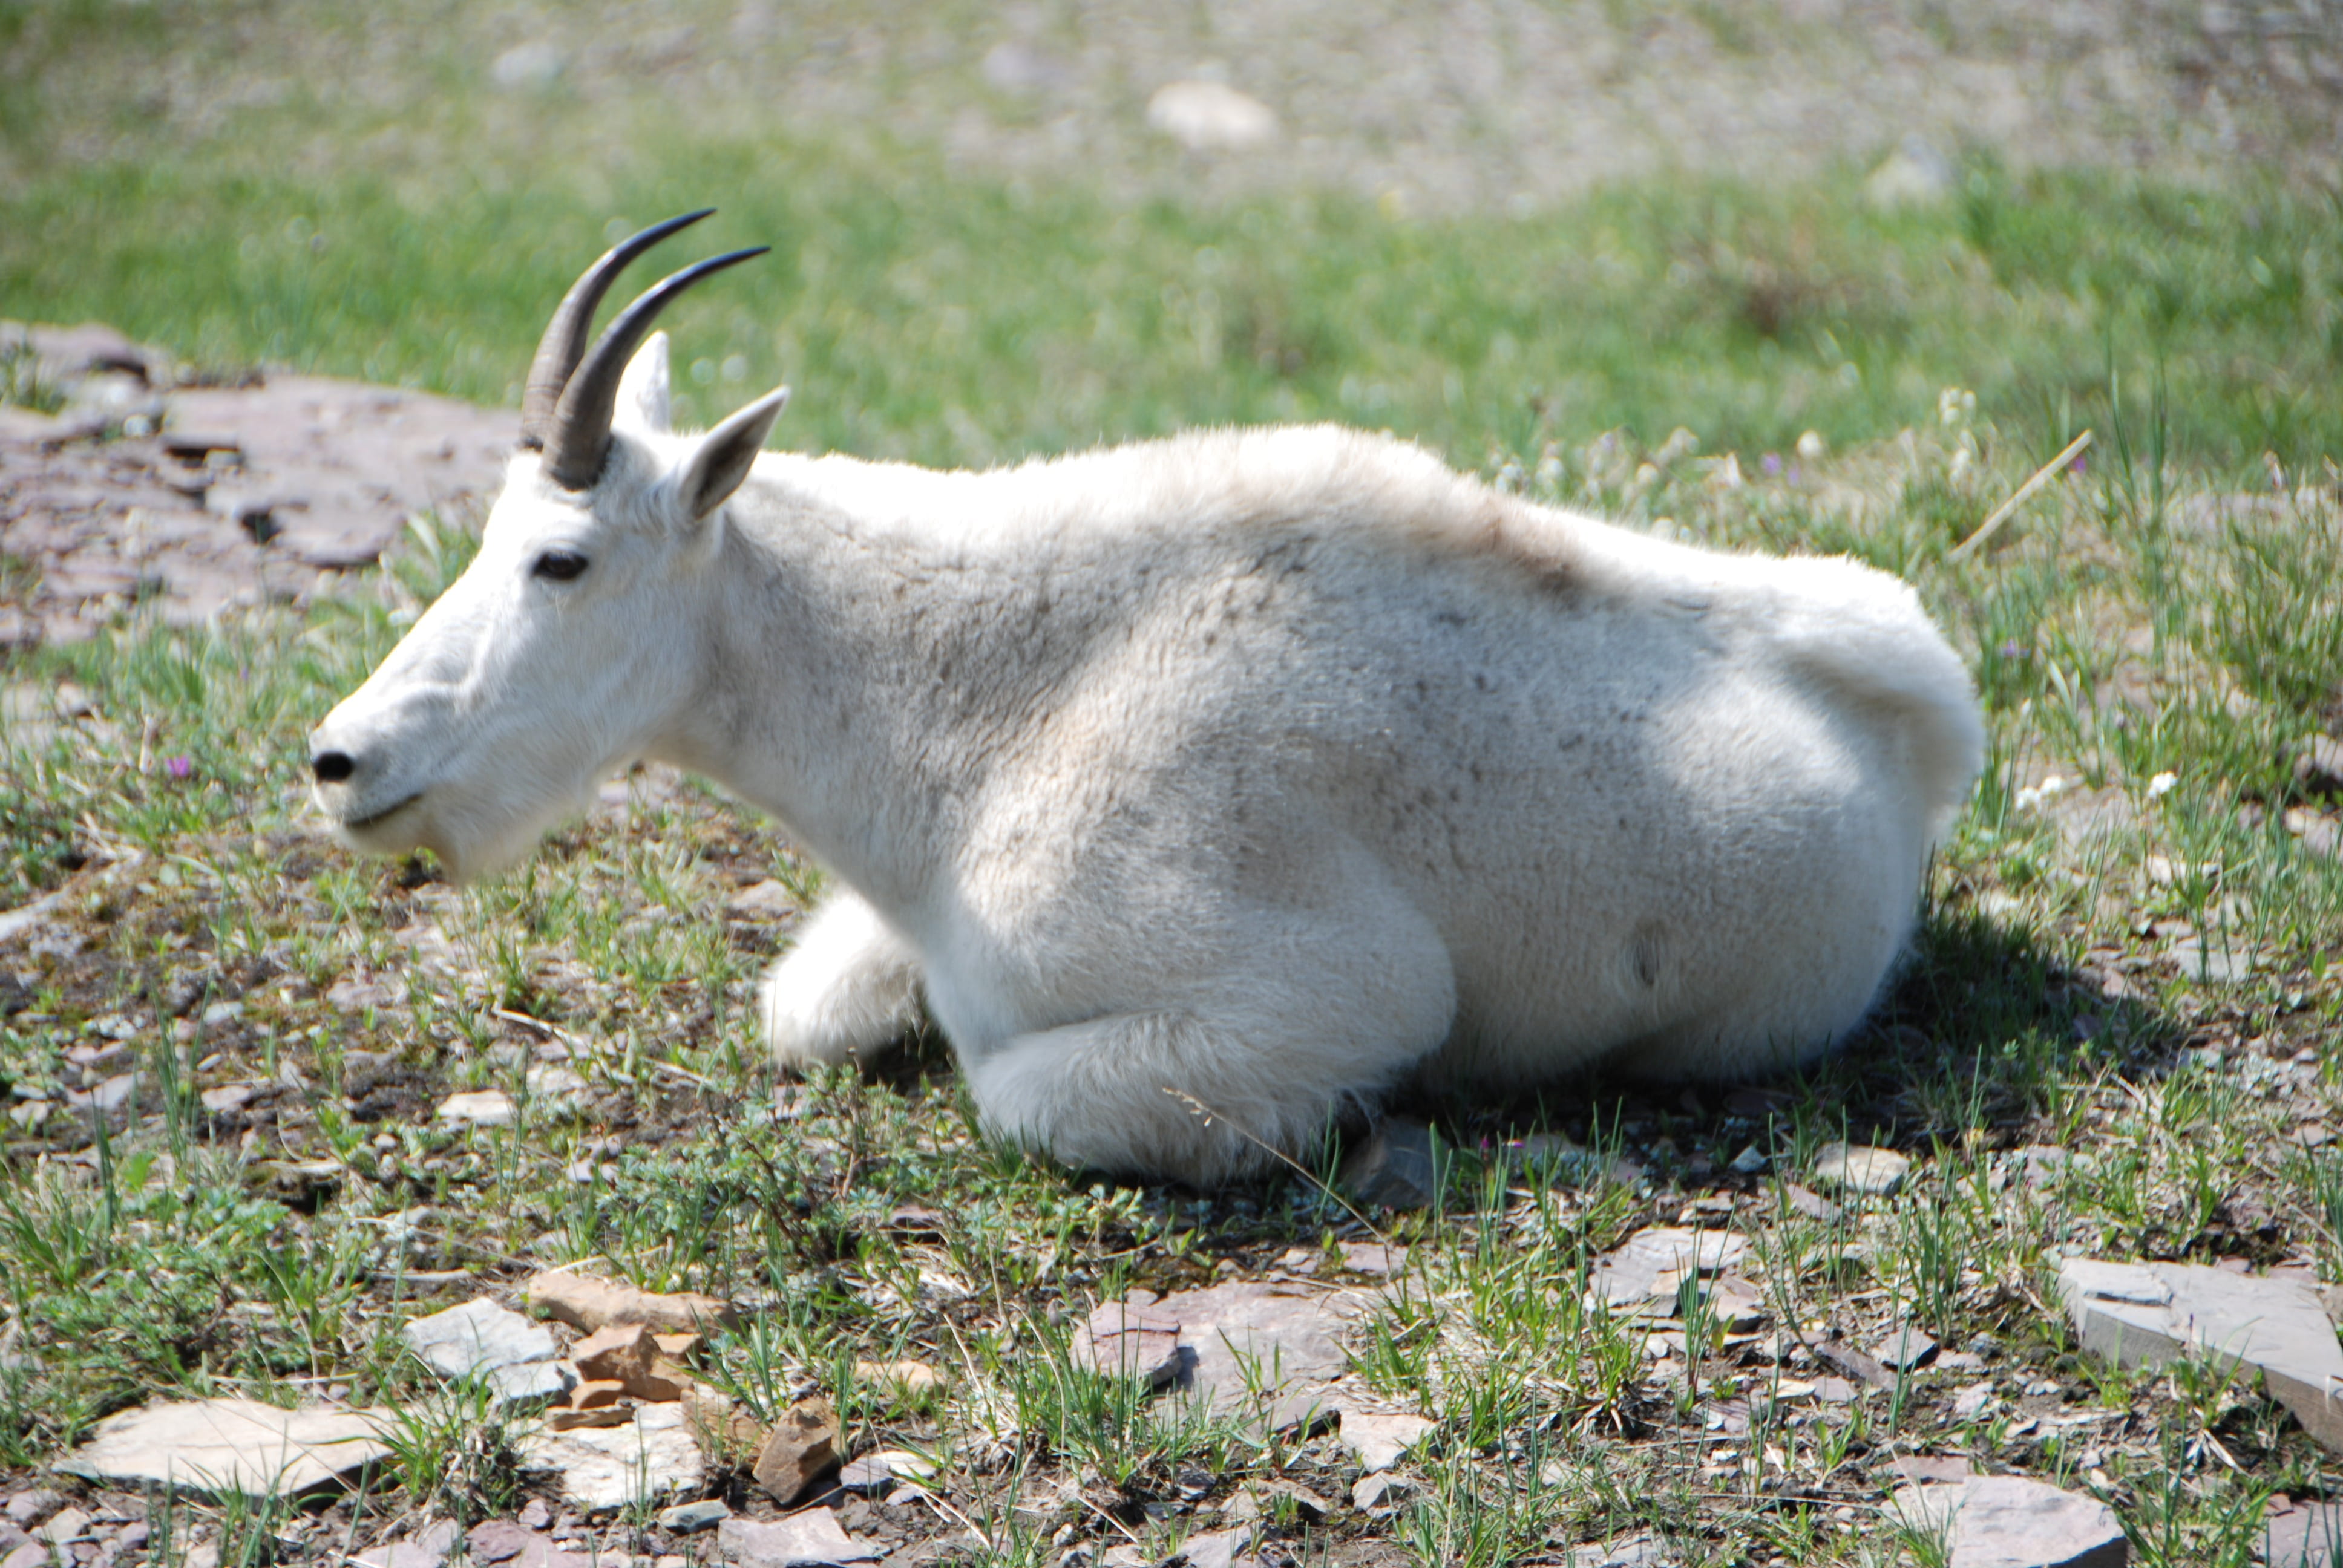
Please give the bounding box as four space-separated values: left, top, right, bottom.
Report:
311 212 1984 1186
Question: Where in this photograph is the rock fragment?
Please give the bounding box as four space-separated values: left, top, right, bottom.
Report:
715 1511 880 1567
58 1397 394 1495
851 1357 940 1394
1871 1324 1939 1371
1809 1143 1910 1196
752 1398 842 1506
1337 1241 1409 1276
680 1383 765 1460
2057 1258 2343 1454
656 1499 730 1534
726 880 799 920
1145 1279 1359 1431
2267 1501 2343 1568
519 1401 704 1512
571 1322 691 1400
1558 1534 1673 1567
402 1297 566 1403
1145 80 1279 152
437 1089 517 1127
350 1519 459 1568
1339 1411 1437 1472
1072 1301 1185 1388
1889 1474 2127 1567
526 1269 741 1334
837 1449 936 1491
1590 1226 1751 1307
1168 1525 1252 1568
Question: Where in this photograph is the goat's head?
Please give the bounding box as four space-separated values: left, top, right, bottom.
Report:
309 212 790 880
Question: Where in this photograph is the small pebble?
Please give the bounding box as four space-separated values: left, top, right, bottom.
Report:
654 1500 730 1535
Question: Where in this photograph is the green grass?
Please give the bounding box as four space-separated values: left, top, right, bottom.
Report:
6 130 2343 475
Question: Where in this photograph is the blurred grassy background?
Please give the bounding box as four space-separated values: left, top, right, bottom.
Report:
2 0 2339 477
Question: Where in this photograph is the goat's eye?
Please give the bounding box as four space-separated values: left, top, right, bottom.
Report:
532 549 589 583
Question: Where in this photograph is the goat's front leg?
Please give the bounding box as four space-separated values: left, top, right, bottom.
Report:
761 889 922 1068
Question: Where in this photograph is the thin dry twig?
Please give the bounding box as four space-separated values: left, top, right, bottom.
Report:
1950 430 2094 560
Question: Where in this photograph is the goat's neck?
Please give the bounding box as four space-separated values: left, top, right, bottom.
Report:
658 461 1049 916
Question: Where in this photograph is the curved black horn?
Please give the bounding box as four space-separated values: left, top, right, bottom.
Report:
543 246 771 491
519 209 716 451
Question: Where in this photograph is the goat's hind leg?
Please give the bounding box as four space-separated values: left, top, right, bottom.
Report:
961 1001 1441 1187
761 889 922 1068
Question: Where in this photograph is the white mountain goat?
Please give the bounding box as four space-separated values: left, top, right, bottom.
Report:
312 212 1985 1186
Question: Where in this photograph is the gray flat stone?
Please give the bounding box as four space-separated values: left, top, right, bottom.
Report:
437 1089 517 1127
1890 1475 2127 1568
1558 1534 1676 1567
715 1511 880 1566
490 1359 571 1405
402 1298 559 1382
1072 1301 1184 1388
2057 1259 2343 1455
1169 1524 1252 1568
2266 1501 2343 1568
352 1520 459 1568
1810 1142 1911 1196
57 1397 394 1496
656 1499 731 1534
1338 1411 1436 1472
1590 1227 1751 1307
1144 1279 1362 1432
519 1402 704 1512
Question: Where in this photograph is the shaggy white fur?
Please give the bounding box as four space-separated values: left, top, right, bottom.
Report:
313 333 1984 1184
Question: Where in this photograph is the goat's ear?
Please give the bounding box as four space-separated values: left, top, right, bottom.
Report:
674 385 790 521
614 332 673 436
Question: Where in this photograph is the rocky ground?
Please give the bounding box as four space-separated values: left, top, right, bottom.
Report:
0 322 513 649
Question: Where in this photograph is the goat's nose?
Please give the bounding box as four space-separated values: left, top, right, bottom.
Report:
312 750 356 785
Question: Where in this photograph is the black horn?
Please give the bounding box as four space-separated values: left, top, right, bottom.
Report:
542 246 771 491
519 209 716 454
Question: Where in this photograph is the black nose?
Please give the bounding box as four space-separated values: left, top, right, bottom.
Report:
312 751 356 784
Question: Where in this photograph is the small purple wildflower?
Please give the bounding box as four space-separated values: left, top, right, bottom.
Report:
2068 453 2088 475
1997 640 2031 661
165 755 193 780
1787 465 1802 485
1761 452 1783 478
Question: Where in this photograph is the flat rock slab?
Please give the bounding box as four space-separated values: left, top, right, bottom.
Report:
526 1268 742 1334
1810 1143 1912 1197
1141 1279 1363 1431
519 1400 704 1512
2266 1501 2343 1568
1590 1227 1752 1307
402 1297 559 1380
1558 1535 1675 1567
1890 1476 2127 1568
1072 1301 1185 1387
352 1520 460 1568
58 1397 394 1496
1167 1524 1253 1568
438 1090 517 1127
0 328 514 647
1339 1411 1437 1472
715 1511 881 1566
2057 1258 2343 1454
